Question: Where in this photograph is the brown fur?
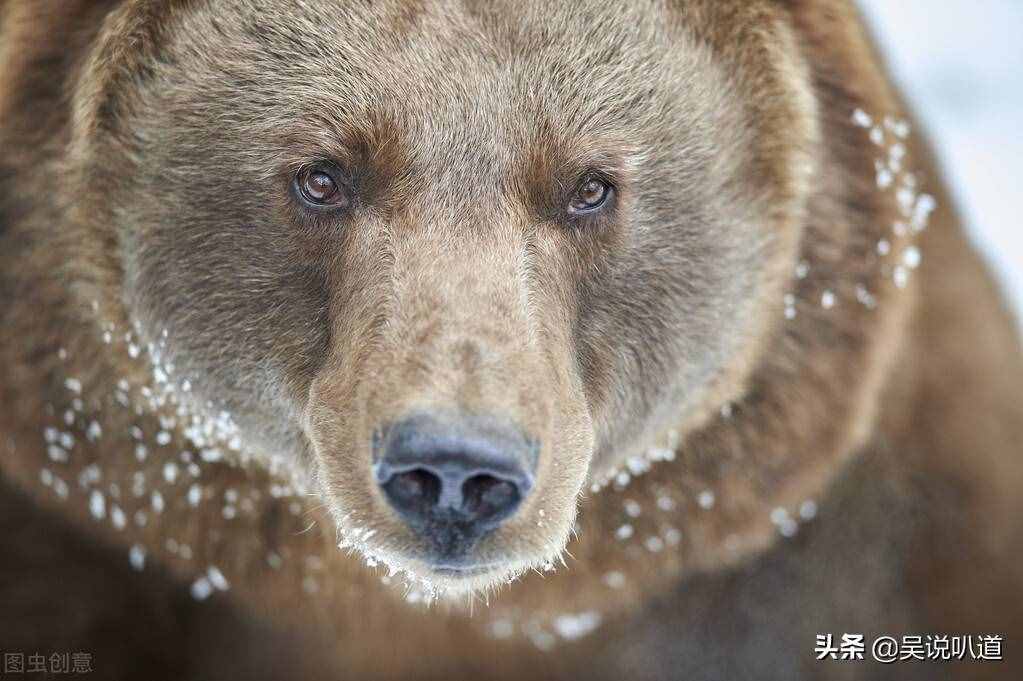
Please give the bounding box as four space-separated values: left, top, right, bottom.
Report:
1 1 1021 679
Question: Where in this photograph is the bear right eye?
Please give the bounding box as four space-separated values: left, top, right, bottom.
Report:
295 164 352 209
567 174 615 215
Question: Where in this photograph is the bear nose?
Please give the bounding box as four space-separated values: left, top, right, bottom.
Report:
373 413 537 560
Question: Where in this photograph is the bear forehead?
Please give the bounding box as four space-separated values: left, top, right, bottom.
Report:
156 0 705 131
108 0 742 203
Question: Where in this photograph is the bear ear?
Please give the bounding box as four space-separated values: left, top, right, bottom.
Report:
70 0 196 147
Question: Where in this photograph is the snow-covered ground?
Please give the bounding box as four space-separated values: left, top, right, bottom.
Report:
857 0 1023 324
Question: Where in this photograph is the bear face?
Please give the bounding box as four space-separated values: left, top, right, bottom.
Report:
66 0 816 593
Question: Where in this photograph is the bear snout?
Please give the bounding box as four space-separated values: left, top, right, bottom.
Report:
373 412 537 568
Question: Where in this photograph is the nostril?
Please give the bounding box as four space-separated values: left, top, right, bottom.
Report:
462 474 521 524
375 413 537 558
382 469 441 515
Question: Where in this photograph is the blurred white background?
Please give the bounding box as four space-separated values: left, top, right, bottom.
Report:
857 0 1023 324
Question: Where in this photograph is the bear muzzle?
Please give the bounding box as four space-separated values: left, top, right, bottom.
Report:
373 412 538 569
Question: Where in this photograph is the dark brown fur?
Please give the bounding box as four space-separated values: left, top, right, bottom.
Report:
1 1 1021 679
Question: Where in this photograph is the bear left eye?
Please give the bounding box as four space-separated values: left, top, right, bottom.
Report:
568 175 614 215
294 163 351 209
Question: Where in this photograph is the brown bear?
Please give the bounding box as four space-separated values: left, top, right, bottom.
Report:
1 0 1021 679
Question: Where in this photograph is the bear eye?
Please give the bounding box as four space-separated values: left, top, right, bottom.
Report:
568 175 614 215
295 164 351 209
